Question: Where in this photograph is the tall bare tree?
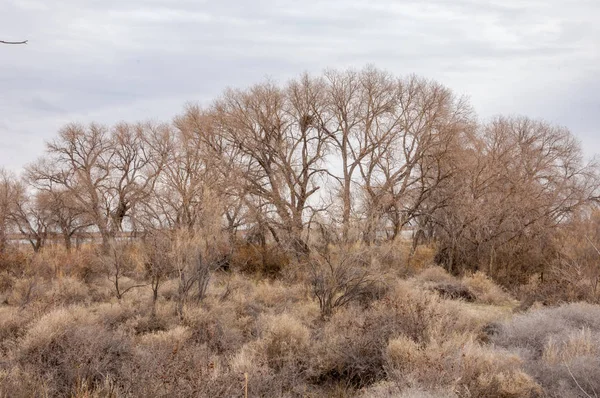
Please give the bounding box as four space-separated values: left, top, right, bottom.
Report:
432 116 599 280
213 76 330 254
7 184 52 252
358 75 473 243
108 122 169 233
28 123 114 248
0 170 19 253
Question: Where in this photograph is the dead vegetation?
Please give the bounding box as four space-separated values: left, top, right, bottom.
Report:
0 241 597 398
1 66 600 397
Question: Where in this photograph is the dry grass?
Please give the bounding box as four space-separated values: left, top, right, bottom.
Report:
385 334 542 397
1 245 600 397
492 302 600 398
462 271 515 305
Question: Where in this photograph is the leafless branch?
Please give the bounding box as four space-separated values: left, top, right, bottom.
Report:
0 40 28 45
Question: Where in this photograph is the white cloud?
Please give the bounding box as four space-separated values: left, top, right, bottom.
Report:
1 0 599 171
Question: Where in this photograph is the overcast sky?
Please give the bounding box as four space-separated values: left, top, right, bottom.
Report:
1 0 599 171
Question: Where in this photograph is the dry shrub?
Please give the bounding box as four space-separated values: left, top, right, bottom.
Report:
132 314 168 335
259 313 310 372
0 366 52 398
5 276 44 307
0 246 30 276
416 266 457 285
92 301 144 331
408 244 437 271
384 281 490 342
159 278 179 301
229 344 281 396
183 303 257 355
384 335 541 397
0 307 33 354
253 279 307 312
18 307 86 352
0 272 15 295
369 241 437 277
492 302 600 398
7 276 89 308
15 306 131 397
231 243 289 277
462 271 514 306
86 276 115 303
413 267 473 302
369 241 409 274
29 245 101 282
46 276 90 306
414 267 513 306
541 217 600 305
432 283 475 302
309 281 488 390
70 247 106 282
138 325 192 350
309 250 383 318
126 330 235 397
210 315 313 398
102 241 147 300
385 335 422 371
519 262 600 307
453 342 541 397
358 384 458 398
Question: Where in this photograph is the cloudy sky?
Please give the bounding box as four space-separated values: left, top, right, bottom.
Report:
1 0 599 171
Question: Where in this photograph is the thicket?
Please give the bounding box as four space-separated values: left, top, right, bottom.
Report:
1 66 600 397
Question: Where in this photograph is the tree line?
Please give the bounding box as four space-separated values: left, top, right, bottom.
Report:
1 66 598 282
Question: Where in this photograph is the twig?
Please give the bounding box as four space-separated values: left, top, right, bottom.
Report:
586 236 600 258
0 40 28 45
564 361 596 398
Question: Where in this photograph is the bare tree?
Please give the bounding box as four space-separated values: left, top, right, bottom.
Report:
320 67 373 242
28 123 114 249
143 115 220 231
213 76 330 254
28 122 169 249
0 169 19 253
170 228 227 317
309 249 381 318
358 75 473 244
431 116 600 280
143 232 174 314
7 184 52 252
39 188 91 250
103 240 147 300
174 105 247 244
108 122 169 234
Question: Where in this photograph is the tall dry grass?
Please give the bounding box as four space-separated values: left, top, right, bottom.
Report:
1 242 600 397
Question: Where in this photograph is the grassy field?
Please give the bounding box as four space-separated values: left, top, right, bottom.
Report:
1 244 599 398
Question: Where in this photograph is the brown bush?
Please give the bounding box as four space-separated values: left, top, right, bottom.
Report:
415 266 458 285
3 242 600 398
432 283 476 302
257 312 312 392
309 251 384 318
14 307 132 397
0 307 33 354
414 267 515 307
384 334 542 397
0 246 30 277
492 303 600 397
308 280 490 390
230 243 289 277
462 271 514 306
